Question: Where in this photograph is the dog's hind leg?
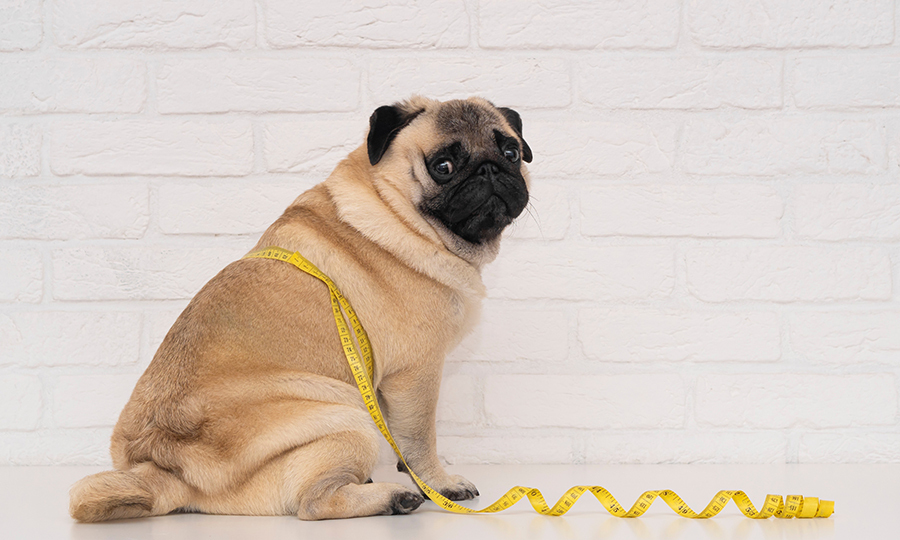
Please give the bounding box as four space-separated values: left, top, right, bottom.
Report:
291 432 425 519
192 429 423 519
69 461 192 522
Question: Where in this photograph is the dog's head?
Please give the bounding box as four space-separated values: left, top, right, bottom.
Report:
366 96 532 251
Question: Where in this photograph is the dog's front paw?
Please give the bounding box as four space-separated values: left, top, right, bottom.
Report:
396 462 479 501
427 474 479 501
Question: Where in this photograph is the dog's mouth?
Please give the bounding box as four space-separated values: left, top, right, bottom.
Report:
425 172 528 245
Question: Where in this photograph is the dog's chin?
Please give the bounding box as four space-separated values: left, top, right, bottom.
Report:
420 197 515 267
448 195 514 245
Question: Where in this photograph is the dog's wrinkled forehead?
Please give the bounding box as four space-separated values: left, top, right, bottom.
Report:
432 101 507 152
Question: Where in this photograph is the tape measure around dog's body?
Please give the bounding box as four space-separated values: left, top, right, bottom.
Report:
243 247 834 519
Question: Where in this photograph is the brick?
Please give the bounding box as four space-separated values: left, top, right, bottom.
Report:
53 0 254 49
792 56 900 108
0 312 141 367
791 312 900 364
484 243 674 301
438 436 574 464
795 184 900 240
686 246 892 302
0 428 113 465
484 374 685 428
52 246 246 301
682 117 886 175
695 374 896 428
579 308 780 362
0 375 42 430
0 0 41 50
53 374 140 428
0 122 40 177
479 0 679 49
369 57 570 109
0 58 145 113
800 433 900 463
0 248 42 303
530 120 677 176
580 184 782 238
50 120 253 177
0 184 148 240
503 181 569 241
265 0 468 49
688 0 893 49
157 58 359 114
264 119 363 174
435 375 476 424
585 431 786 463
158 182 310 235
449 301 568 362
580 56 781 109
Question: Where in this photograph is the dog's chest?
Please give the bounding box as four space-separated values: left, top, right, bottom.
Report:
360 282 475 371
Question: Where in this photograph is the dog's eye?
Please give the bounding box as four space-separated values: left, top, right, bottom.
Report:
504 147 520 162
434 159 454 176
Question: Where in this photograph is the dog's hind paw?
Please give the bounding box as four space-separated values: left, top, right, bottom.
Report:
389 490 424 515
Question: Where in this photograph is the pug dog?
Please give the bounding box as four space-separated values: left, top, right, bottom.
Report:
69 96 532 522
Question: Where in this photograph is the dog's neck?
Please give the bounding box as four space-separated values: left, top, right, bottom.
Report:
324 147 488 298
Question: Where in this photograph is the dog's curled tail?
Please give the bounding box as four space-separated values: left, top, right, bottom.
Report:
69 463 185 522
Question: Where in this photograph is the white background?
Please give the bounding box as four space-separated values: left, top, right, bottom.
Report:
1 0 899 466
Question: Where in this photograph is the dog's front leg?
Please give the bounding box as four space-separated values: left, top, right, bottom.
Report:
377 364 479 501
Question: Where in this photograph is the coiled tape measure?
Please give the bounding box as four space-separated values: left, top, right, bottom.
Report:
244 247 834 519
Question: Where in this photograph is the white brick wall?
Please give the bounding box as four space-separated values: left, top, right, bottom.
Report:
681 117 887 175
478 0 680 49
1 0 899 466
0 122 40 177
52 247 245 301
0 374 42 430
1 184 148 239
791 55 900 108
0 58 146 113
794 185 900 240
156 59 359 114
0 0 42 51
264 119 363 173
157 181 310 235
484 374 686 429
579 56 783 110
52 373 141 428
369 57 571 108
578 309 780 362
53 0 255 50
263 0 470 49
580 184 783 238
0 248 42 303
686 246 893 302
50 120 254 176
687 0 894 48
0 311 141 367
695 374 897 428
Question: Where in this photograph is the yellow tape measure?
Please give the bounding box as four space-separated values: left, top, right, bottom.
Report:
243 247 834 519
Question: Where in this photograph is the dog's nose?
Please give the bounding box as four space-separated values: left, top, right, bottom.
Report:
477 162 500 177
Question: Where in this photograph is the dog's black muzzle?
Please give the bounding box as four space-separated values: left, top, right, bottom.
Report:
431 160 528 244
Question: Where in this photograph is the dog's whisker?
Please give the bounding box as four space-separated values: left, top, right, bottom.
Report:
522 201 544 240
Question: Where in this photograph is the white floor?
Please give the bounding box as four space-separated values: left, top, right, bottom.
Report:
1 463 892 540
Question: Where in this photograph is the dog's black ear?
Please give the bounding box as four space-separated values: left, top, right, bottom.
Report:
498 107 532 163
367 105 421 165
